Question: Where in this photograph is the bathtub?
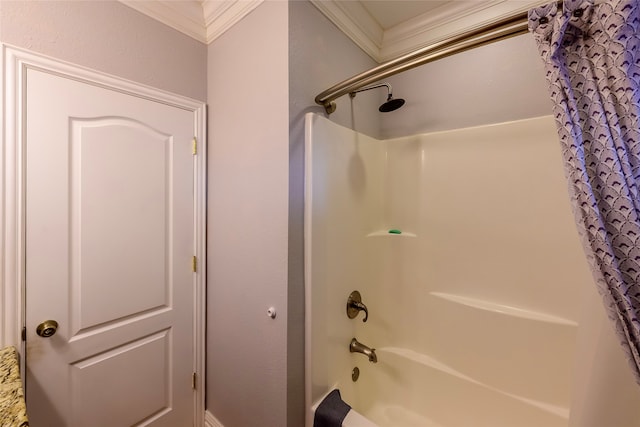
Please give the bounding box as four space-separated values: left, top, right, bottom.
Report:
304 112 640 427
313 343 570 427
309 308 575 427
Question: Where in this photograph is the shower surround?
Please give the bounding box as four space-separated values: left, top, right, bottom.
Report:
304 113 594 427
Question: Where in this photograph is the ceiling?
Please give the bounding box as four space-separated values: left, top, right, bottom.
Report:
120 0 546 62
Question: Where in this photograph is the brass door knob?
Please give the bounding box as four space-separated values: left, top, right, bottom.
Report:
36 320 58 338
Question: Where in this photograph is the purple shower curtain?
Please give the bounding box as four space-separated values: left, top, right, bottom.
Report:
529 0 640 384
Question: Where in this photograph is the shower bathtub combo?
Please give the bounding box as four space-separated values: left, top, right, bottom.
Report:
304 112 602 427
304 3 640 425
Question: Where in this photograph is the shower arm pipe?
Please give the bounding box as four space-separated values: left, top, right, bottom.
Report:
315 10 532 114
349 83 391 98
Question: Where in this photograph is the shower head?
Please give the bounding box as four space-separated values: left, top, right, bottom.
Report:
349 83 405 113
379 95 405 112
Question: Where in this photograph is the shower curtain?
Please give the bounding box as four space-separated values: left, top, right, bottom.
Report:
529 0 640 383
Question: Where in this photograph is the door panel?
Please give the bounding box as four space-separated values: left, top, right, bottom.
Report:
25 68 195 427
70 329 170 427
70 119 170 333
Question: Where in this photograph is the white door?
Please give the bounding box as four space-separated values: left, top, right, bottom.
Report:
25 67 196 427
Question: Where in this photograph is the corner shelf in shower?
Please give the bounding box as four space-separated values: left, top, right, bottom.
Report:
366 230 417 238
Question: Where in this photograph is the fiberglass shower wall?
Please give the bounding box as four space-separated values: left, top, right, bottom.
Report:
369 116 590 417
306 112 594 426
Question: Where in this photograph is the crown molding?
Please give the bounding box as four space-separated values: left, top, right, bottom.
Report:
203 0 263 44
119 1 207 43
119 0 548 54
310 0 384 62
381 0 504 61
119 0 263 45
312 0 549 63
380 0 547 61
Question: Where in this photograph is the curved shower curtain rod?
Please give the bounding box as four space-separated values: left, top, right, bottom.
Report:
314 1 566 114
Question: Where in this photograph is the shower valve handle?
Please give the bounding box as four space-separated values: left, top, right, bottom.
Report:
352 301 368 322
347 291 369 322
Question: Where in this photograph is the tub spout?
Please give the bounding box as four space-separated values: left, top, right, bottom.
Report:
350 338 377 363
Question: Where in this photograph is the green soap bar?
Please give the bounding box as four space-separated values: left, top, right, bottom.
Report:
388 229 402 234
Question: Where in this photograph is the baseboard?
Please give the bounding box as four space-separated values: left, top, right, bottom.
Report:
205 410 225 427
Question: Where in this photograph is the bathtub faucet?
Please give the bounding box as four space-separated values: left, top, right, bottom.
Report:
350 338 377 363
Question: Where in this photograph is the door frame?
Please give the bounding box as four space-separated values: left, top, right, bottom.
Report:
0 45 207 427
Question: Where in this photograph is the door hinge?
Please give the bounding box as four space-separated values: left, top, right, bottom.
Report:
192 137 197 155
21 327 26 341
192 256 197 273
192 372 197 390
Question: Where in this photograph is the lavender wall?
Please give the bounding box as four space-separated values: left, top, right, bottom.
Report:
207 2 289 426
0 0 207 101
382 33 551 138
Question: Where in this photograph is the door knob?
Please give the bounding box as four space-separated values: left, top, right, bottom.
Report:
36 320 59 338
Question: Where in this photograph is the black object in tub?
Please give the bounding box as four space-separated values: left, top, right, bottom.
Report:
314 389 352 427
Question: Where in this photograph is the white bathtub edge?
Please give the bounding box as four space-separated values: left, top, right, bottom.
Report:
343 409 381 427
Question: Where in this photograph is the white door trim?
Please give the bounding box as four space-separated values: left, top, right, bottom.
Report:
205 410 226 427
0 44 207 427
